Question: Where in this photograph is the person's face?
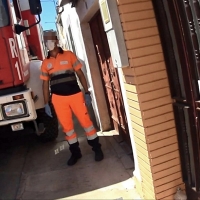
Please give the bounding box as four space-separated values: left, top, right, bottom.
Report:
46 40 57 51
44 34 58 51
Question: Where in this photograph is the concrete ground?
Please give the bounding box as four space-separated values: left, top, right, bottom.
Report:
17 136 141 200
0 107 141 200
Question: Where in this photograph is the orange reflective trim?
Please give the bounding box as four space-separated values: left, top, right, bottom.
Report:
69 51 82 71
73 63 82 71
40 60 50 80
52 92 96 141
40 75 49 81
66 129 75 137
67 138 78 144
84 125 94 133
40 51 82 78
66 132 77 141
86 129 96 137
87 134 98 140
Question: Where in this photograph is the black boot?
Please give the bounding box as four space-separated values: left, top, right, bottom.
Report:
88 137 104 161
68 142 82 166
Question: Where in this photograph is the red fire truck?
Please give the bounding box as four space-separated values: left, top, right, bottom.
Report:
0 0 58 141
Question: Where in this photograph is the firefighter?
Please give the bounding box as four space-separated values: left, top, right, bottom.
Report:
40 34 104 166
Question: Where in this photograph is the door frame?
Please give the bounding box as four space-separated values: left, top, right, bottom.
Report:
89 11 132 145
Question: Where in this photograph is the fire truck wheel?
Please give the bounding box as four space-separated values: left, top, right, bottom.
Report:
36 103 59 142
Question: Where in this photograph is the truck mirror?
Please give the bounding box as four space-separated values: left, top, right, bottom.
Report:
15 0 42 34
28 0 42 15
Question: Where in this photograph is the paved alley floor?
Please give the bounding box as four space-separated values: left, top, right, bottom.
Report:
17 135 141 200
0 107 141 200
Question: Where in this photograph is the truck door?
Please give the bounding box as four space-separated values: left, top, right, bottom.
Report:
0 0 16 89
0 0 30 90
10 0 30 83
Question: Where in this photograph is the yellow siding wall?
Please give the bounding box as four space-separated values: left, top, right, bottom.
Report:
117 0 184 199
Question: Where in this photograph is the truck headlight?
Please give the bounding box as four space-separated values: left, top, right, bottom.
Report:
2 101 28 119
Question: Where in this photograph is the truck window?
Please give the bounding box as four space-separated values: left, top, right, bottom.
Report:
11 0 21 23
0 0 10 27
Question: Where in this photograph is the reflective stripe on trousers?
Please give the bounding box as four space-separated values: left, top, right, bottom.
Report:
52 92 97 144
84 125 97 140
65 129 78 144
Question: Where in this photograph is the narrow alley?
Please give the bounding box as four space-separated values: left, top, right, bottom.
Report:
0 107 140 200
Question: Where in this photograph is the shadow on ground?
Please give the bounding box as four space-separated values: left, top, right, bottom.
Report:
0 106 137 200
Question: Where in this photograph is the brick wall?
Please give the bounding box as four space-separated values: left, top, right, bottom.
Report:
117 0 184 199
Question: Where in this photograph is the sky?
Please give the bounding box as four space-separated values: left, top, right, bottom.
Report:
40 0 57 31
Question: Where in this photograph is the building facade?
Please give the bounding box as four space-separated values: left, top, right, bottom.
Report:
56 0 200 199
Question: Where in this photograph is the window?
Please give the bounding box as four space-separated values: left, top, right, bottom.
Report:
0 0 10 27
68 25 76 54
12 0 21 23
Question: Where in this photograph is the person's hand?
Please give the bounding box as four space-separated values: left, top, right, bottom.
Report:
84 93 92 106
44 103 53 117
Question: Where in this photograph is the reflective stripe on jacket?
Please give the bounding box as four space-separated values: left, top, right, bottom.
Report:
40 50 82 95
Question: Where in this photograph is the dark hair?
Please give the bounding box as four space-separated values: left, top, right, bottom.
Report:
47 47 64 59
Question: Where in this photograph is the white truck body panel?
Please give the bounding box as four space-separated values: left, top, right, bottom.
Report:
26 60 45 110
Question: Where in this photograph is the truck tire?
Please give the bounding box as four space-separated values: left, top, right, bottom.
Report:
36 103 59 142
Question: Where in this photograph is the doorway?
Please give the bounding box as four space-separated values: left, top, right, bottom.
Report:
89 11 131 146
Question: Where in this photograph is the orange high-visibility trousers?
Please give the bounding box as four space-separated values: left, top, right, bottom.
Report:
52 92 97 144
